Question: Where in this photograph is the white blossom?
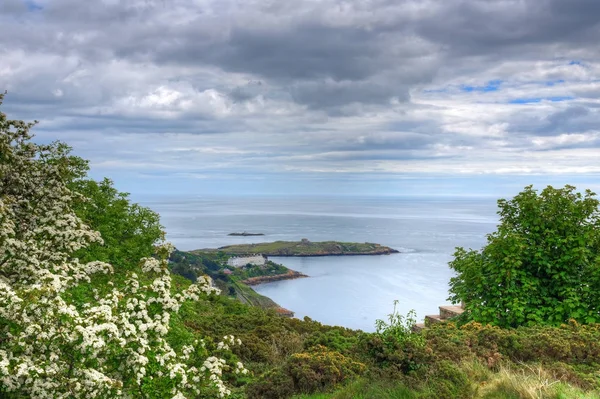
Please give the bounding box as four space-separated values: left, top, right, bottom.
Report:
0 107 243 398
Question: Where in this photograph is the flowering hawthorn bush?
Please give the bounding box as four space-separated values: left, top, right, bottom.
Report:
0 94 246 398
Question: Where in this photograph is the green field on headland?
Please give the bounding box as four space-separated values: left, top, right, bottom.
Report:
193 239 399 256
168 249 300 315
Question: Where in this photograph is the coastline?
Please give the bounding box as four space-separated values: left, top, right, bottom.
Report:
241 269 308 286
266 250 398 257
196 240 400 257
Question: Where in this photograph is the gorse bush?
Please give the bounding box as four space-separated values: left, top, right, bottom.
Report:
247 345 366 398
424 321 600 390
0 94 245 398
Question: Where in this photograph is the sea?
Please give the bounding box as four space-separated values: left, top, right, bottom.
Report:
140 196 499 332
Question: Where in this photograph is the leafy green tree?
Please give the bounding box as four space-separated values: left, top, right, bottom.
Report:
70 178 163 270
449 185 600 327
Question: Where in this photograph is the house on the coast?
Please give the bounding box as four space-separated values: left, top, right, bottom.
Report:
227 254 267 268
222 268 233 275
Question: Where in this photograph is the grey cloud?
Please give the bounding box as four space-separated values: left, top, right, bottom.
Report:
0 0 27 13
228 81 265 103
204 24 382 81
1 0 600 183
505 105 600 137
541 106 597 134
290 80 406 109
415 0 600 56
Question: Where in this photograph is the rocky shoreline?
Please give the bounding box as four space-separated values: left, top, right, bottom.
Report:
241 270 308 286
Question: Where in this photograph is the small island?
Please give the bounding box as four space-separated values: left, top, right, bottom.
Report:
193 239 399 256
228 232 265 236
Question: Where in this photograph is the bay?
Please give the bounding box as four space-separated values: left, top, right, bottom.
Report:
141 195 499 332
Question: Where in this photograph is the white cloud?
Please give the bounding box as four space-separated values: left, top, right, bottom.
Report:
1 0 599 195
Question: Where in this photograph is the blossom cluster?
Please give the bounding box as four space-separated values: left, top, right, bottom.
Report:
0 105 245 398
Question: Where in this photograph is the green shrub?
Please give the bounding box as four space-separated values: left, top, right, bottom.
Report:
247 345 366 398
363 305 430 374
449 185 600 328
423 321 600 390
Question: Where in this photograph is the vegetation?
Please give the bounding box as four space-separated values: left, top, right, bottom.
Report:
71 177 163 269
2 99 600 398
194 240 398 256
169 249 225 281
229 261 289 280
167 250 298 309
449 185 600 328
0 95 245 398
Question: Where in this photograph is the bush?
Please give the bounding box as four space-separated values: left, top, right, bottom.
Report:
423 321 600 390
363 304 430 374
247 345 366 398
449 185 600 327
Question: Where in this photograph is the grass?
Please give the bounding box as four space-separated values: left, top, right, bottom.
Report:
293 361 600 399
192 240 397 256
478 364 600 399
292 379 417 399
229 277 279 308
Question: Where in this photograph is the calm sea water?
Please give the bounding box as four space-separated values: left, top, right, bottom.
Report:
141 196 499 332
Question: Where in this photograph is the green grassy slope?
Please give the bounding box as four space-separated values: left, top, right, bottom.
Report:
193 240 399 256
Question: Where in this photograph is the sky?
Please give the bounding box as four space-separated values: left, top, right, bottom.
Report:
1 0 599 198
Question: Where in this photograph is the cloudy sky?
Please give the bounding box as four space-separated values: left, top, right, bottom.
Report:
1 0 599 197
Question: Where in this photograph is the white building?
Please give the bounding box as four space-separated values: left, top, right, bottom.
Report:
227 254 266 268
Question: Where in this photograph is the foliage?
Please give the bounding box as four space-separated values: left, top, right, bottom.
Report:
375 303 424 348
0 96 245 398
170 250 222 274
477 363 600 399
247 345 366 398
230 261 289 280
295 361 600 399
71 177 163 270
423 321 600 390
303 328 360 355
449 185 600 327
366 303 428 373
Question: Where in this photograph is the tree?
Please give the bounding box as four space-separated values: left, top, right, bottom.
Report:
449 185 600 328
0 94 246 398
70 177 163 270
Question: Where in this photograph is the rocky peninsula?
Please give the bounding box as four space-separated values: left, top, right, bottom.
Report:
195 239 399 257
241 270 308 286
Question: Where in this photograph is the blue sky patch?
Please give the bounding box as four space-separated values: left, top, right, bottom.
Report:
24 0 43 11
461 79 502 93
422 88 449 94
509 96 574 104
